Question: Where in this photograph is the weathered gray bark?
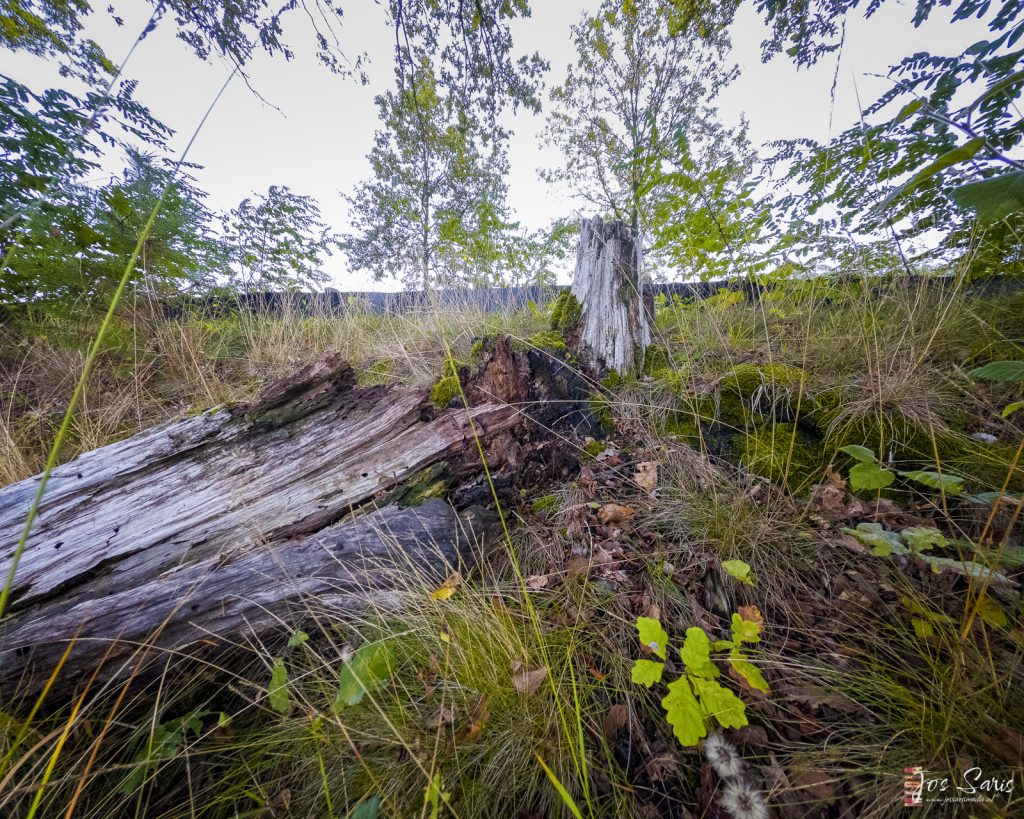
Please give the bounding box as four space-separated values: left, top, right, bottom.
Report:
570 216 650 374
0 353 522 696
1 501 491 695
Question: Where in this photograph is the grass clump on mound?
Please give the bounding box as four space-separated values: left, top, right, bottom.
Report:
263 596 587 816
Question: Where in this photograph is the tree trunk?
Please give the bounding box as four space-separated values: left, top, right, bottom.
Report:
570 216 650 375
0 342 589 697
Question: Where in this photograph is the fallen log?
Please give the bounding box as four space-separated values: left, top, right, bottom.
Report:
1 500 491 697
0 342 591 697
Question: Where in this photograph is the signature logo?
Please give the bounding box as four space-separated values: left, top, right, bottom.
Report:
902 766 1016 807
904 767 924 806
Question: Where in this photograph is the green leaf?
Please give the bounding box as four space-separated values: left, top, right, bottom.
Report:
728 650 769 693
977 595 1008 629
965 68 1024 116
631 658 665 687
691 677 748 730
680 627 718 679
730 613 761 645
423 772 451 819
901 595 954 624
898 470 965 493
970 360 1024 382
839 444 876 463
535 755 584 819
848 462 895 491
334 641 394 710
884 138 986 205
892 98 925 124
721 559 755 587
348 796 381 819
287 630 309 648
964 490 1023 506
636 616 669 660
911 617 934 639
1002 400 1024 418
921 555 1014 587
974 544 1024 568
268 658 290 714
901 526 948 554
843 523 908 556
661 676 706 746
952 171 1024 224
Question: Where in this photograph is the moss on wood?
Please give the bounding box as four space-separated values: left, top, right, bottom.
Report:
383 462 453 508
549 290 582 334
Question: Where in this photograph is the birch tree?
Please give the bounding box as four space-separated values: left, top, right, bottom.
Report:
343 58 513 289
543 0 746 239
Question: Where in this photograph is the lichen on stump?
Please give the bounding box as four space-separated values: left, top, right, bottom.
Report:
569 216 650 375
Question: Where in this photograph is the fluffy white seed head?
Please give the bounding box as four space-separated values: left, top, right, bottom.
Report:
705 731 744 780
720 779 769 819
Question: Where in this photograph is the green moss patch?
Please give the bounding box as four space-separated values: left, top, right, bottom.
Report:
737 422 827 491
518 330 567 352
721 362 806 398
383 462 452 507
430 375 462 408
548 290 582 333
358 358 395 387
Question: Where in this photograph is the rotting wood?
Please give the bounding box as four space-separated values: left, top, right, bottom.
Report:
0 500 491 695
0 342 593 697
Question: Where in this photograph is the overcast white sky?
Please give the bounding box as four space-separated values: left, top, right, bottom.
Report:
5 1 989 289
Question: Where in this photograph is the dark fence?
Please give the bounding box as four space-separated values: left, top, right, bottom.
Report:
163 274 1014 318
169 281 734 317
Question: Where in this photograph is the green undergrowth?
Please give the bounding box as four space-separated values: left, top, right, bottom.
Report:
629 278 1024 500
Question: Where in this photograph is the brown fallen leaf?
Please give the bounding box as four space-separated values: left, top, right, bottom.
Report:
604 703 628 740
790 766 837 801
426 704 456 729
578 466 598 495
525 574 549 590
636 596 660 623
634 461 659 493
598 503 636 525
810 468 867 521
465 694 490 741
724 724 770 750
512 666 547 695
737 605 764 630
567 556 591 577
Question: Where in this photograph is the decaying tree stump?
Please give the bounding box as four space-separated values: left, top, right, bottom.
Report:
569 216 650 374
0 341 592 697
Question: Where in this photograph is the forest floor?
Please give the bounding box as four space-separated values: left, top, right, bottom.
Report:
1 276 1022 818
